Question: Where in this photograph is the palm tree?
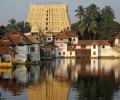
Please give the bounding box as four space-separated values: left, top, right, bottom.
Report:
86 4 100 20
75 5 84 21
101 6 115 33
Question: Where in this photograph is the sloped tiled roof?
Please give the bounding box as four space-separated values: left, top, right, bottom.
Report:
67 46 91 52
78 40 110 45
0 30 32 47
115 33 120 39
54 32 69 39
42 42 58 49
0 47 17 54
27 35 39 44
54 31 78 39
65 31 78 37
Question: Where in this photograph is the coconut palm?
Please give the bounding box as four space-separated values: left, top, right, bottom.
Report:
75 5 84 21
101 6 115 32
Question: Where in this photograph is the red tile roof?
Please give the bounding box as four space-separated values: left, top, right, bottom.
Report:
67 46 91 52
78 40 110 45
54 32 69 39
27 35 39 44
65 31 78 37
54 31 78 39
0 30 32 47
0 47 16 55
115 33 120 39
42 42 58 49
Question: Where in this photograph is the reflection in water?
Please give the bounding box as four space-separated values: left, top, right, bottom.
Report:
0 66 28 100
0 59 120 100
0 67 13 79
27 60 70 100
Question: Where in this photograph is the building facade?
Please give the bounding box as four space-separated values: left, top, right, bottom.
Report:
0 30 41 62
27 3 70 33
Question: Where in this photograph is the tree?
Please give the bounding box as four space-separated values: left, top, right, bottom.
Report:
71 22 79 31
101 6 115 33
0 26 5 36
75 5 84 21
85 4 100 33
85 4 100 21
74 4 101 39
16 21 31 33
71 4 119 40
8 19 16 26
1 19 31 34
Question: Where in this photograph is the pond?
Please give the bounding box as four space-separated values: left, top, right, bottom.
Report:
0 58 120 100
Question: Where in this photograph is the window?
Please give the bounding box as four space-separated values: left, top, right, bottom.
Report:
70 52 72 55
46 27 48 30
67 27 69 30
48 38 51 40
46 18 48 20
46 22 48 25
93 45 96 49
93 52 96 55
73 38 75 41
59 52 61 55
18 44 24 46
63 52 65 55
30 47 35 52
102 45 105 48
43 38 47 41
28 45 29 52
69 38 71 41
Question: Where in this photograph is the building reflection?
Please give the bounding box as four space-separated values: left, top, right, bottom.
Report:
0 67 27 98
14 65 28 83
76 59 120 100
27 60 70 100
27 59 120 100
0 58 120 100
0 67 13 79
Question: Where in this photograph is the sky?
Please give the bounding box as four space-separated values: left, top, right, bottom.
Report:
0 0 120 25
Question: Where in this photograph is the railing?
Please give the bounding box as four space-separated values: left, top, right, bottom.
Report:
0 55 12 67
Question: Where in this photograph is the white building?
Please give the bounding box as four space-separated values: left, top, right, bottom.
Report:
0 30 41 62
27 34 41 62
53 32 120 59
54 32 77 58
43 34 53 43
90 40 120 58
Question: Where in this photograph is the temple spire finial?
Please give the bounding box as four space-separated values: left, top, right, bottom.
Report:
64 0 68 5
29 0 32 5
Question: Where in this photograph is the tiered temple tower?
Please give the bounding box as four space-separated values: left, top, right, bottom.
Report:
27 1 70 33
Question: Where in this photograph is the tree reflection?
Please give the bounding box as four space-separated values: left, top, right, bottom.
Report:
76 71 119 100
26 59 120 100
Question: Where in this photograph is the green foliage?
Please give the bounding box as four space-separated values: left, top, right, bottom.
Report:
75 5 84 21
0 19 31 36
76 72 118 100
70 22 80 31
0 26 5 36
71 3 120 40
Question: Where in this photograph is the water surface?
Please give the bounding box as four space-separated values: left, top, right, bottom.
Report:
0 59 120 100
